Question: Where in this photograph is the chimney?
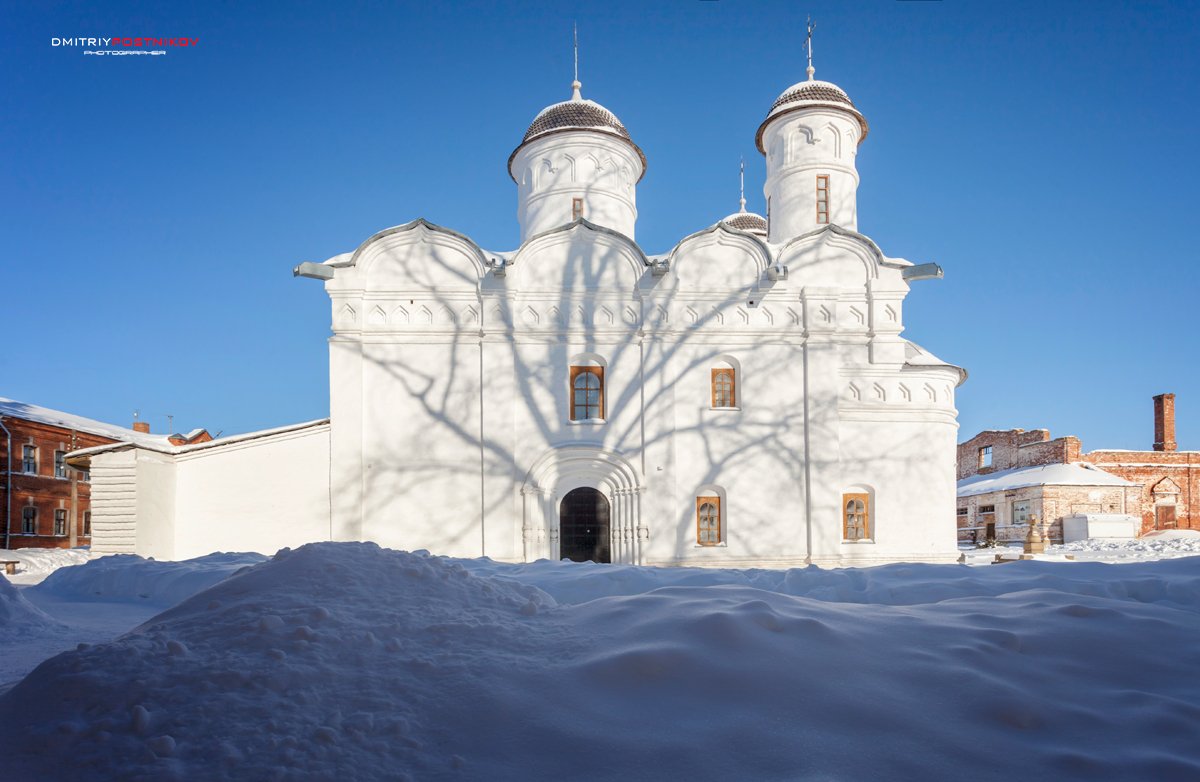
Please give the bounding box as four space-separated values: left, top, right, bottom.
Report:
1153 393 1176 452
132 421 151 434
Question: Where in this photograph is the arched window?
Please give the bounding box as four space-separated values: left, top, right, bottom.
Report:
712 368 736 408
570 366 605 421
843 493 870 541
710 357 739 409
696 496 722 546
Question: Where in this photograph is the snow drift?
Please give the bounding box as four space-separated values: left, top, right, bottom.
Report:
2 543 1199 781
29 552 266 609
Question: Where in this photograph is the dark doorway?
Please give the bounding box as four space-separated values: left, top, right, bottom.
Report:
559 487 611 563
985 522 996 543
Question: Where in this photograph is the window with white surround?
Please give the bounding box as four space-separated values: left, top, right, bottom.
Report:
1012 500 1031 526
22 445 36 474
979 446 992 469
54 450 67 479
22 507 36 535
54 509 67 536
572 197 584 220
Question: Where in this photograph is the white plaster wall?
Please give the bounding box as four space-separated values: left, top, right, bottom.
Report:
512 132 642 242
134 451 177 561
763 109 861 241
828 390 961 565
644 340 809 567
172 427 330 560
357 340 484 557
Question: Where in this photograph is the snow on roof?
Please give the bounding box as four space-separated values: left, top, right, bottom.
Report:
0 397 171 449
958 462 1136 498
67 418 330 461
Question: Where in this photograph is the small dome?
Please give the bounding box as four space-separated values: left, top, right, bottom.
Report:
755 78 869 153
509 81 646 182
721 211 767 236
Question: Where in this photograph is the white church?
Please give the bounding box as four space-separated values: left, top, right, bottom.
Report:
77 56 966 567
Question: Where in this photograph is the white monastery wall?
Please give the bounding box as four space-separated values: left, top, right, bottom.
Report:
172 426 330 560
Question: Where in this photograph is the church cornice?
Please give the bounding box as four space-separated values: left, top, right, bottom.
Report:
346 217 492 275
666 222 774 272
511 217 651 269
777 224 912 270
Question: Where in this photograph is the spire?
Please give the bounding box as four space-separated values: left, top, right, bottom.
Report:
805 17 816 81
739 158 747 212
571 22 582 101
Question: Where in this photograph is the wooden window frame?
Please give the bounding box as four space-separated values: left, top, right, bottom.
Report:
572 197 584 221
842 492 870 541
21 506 36 535
54 450 68 479
83 510 92 536
711 368 736 408
569 365 605 421
816 175 830 224
22 445 37 474
53 508 67 537
696 496 722 546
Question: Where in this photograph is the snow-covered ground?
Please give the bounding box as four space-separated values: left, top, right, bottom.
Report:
1048 529 1200 561
0 551 264 686
0 542 1198 780
0 546 91 585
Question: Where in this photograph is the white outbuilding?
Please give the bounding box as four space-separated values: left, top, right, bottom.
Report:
295 64 966 567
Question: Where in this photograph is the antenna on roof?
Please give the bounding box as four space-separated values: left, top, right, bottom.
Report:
571 22 582 101
805 16 816 81
739 157 747 212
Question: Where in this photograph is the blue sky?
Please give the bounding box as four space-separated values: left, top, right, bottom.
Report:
3 0 1198 451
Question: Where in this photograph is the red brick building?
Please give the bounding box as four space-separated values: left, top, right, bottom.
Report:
1086 394 1198 534
0 398 198 550
956 394 1197 544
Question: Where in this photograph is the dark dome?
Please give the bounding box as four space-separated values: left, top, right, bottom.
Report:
721 211 768 236
522 100 631 145
769 80 855 111
755 78 868 153
509 83 646 183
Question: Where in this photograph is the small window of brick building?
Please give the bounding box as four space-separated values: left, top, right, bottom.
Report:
956 507 968 517
978 446 992 469
22 445 37 474
54 450 68 479
1012 500 1031 525
22 507 36 535
54 509 67 536
83 511 92 536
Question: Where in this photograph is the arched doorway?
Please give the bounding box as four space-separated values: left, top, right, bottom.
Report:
559 487 611 563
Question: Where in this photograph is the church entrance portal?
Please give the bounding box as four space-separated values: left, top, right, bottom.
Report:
559 487 611 563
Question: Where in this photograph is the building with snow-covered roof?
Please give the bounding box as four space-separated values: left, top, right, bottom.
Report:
0 398 172 550
294 56 966 567
957 394 1197 544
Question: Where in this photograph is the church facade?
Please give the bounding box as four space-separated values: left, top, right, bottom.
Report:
297 67 966 567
